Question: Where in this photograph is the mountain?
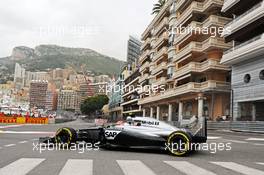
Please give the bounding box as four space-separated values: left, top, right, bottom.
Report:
0 45 125 75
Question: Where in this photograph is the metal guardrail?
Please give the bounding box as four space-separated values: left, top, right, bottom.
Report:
207 121 264 133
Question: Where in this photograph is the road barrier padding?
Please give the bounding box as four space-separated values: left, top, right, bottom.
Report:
0 116 49 124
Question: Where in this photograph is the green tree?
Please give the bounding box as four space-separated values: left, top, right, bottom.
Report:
152 0 167 15
80 94 109 117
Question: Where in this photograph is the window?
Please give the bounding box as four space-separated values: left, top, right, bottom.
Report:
259 70 264 80
244 74 251 83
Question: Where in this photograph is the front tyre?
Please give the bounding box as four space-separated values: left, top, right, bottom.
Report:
55 127 77 146
167 131 192 156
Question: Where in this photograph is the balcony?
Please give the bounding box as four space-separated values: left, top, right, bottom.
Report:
152 77 167 87
174 21 203 45
222 0 241 12
222 1 264 37
173 60 230 79
139 50 150 64
221 34 264 65
173 37 231 62
139 61 150 73
154 17 169 36
153 32 169 49
153 47 168 62
141 38 151 51
174 15 230 45
175 0 224 27
138 80 230 105
151 62 167 75
121 98 139 106
139 73 150 83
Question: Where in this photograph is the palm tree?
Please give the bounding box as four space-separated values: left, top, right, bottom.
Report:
152 0 167 15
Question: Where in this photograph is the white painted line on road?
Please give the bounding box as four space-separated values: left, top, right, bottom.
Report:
0 125 24 129
59 159 93 175
246 138 264 141
253 143 264 146
224 139 248 144
18 141 28 144
211 162 264 175
4 144 16 147
207 136 221 140
117 160 156 175
256 163 264 166
164 161 216 175
0 158 45 175
0 131 55 135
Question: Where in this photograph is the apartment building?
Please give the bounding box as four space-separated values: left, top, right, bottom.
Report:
57 90 80 112
29 80 48 109
127 36 142 64
221 0 264 121
121 63 142 117
108 76 124 120
139 0 232 121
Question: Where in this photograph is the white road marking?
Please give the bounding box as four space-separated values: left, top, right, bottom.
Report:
164 161 216 175
0 131 55 135
207 136 221 140
4 144 16 147
246 138 264 141
224 139 248 144
0 125 24 129
58 159 93 175
117 160 156 175
0 158 45 175
18 141 28 144
211 162 264 175
256 162 264 166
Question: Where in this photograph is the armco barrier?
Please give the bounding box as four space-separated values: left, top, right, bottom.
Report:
0 117 17 124
0 116 49 124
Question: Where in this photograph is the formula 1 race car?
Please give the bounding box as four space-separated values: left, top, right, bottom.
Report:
39 116 207 156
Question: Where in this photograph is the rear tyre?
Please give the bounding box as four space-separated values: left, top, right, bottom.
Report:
167 131 192 156
55 127 77 146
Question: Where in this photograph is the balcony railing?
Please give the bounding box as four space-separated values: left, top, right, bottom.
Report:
153 32 169 49
173 37 231 62
141 38 151 51
152 77 167 86
221 33 264 64
153 47 168 62
154 17 169 36
151 62 167 75
139 50 150 64
175 0 224 27
138 80 230 105
224 34 264 55
139 73 150 83
139 61 150 73
173 60 230 79
225 1 263 28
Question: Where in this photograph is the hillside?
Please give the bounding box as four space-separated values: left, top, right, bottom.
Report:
0 45 124 75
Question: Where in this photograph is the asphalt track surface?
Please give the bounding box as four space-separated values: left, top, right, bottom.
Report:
0 119 264 175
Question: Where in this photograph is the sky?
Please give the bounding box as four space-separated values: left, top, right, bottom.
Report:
0 0 156 61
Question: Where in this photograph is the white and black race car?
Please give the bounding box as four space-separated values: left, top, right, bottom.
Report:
40 116 207 156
